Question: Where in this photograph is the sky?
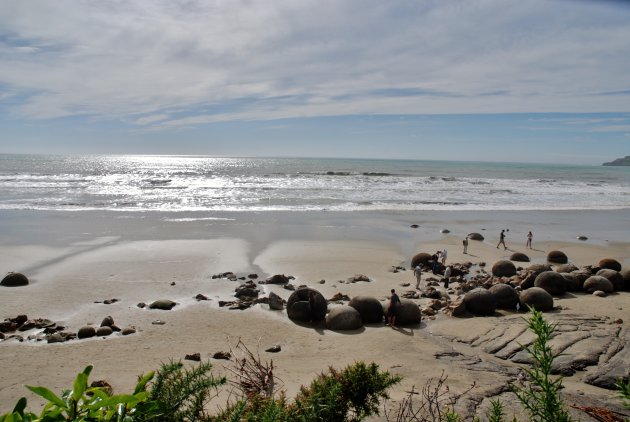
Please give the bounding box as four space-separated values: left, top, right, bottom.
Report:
1 0 630 164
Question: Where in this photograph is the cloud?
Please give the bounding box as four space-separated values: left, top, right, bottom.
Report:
0 0 629 128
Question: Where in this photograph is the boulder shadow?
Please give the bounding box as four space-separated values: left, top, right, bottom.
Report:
327 326 366 335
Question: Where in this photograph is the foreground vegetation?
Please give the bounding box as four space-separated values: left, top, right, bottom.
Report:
2 309 628 421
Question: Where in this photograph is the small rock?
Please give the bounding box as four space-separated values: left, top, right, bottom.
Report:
185 353 201 362
149 299 177 310
248 273 258 279
47 333 65 343
77 326 96 339
614 319 623 324
213 351 231 360
265 344 281 353
96 326 113 337
137 302 146 308
103 298 118 305
152 320 166 325
593 290 607 297
170 282 176 286
101 316 115 327
195 293 209 301
577 236 588 241
318 280 326 284
121 327 136 335
410 224 419 228
441 229 450 233
268 292 284 310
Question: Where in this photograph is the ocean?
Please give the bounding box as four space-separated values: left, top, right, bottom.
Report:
0 154 629 213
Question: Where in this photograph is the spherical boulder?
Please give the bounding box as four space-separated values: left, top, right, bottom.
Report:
348 296 384 324
534 271 567 296
96 326 113 337
325 306 363 331
492 260 517 277
149 299 177 310
596 269 624 291
519 287 554 312
583 276 614 294
77 326 96 339
100 316 115 327
509 252 530 263
411 253 432 268
569 271 590 291
598 258 622 272
555 263 578 273
547 250 568 264
621 269 630 291
468 232 484 241
561 273 582 292
383 299 422 326
489 283 519 310
287 288 327 322
463 288 496 316
1 272 29 287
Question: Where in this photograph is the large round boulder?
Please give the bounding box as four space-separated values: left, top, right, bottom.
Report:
492 260 517 277
561 273 581 292
621 269 630 291
383 299 422 326
489 283 519 310
547 250 568 264
348 296 384 324
411 253 432 268
534 271 567 296
463 288 496 316
149 299 177 310
1 272 29 287
286 288 327 322
596 269 624 291
555 263 578 273
569 271 590 291
598 258 622 272
468 233 484 241
583 276 614 294
509 252 530 263
325 306 363 331
519 287 554 312
78 326 96 339
527 264 553 274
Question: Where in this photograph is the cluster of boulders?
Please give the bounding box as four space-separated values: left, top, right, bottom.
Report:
0 314 135 343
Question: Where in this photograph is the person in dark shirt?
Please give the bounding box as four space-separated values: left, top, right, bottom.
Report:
387 289 401 328
497 229 507 250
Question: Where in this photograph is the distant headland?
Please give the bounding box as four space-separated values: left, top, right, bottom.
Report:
603 156 630 166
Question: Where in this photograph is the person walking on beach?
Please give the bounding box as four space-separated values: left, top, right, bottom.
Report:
497 229 507 250
463 236 469 254
526 231 533 249
443 265 452 288
431 252 440 274
387 289 401 328
414 265 422 289
441 249 447 265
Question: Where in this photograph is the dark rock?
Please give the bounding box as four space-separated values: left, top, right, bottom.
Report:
621 269 630 291
0 321 18 333
509 252 530 263
110 324 121 332
598 258 622 272
1 272 29 287
77 326 96 339
519 287 553 312
47 333 65 343
283 284 295 291
463 288 497 316
325 306 363 331
576 235 588 241
248 273 258 279
348 296 384 324
101 316 115 327
265 344 281 353
534 271 567 296
152 320 166 325
593 290 607 297
137 302 146 308
103 298 118 304
347 274 371 283
468 232 484 241
555 263 578 273
185 353 201 362
527 264 553 274
489 283 519 310
96 326 113 337
583 276 614 293
13 315 28 325
410 224 419 228
441 229 450 233
383 299 422 325
328 292 350 302
286 288 327 322
547 250 568 264
121 327 136 335
411 252 432 268
492 260 517 277
561 273 581 292
266 274 290 284
596 269 624 291
195 294 209 301
213 351 231 360
235 286 259 299
570 271 590 291
268 292 284 310
149 299 177 310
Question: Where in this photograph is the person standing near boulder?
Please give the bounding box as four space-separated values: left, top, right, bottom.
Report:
497 229 507 250
443 265 452 288
441 249 447 265
414 265 422 289
526 231 533 249
387 289 401 328
463 236 469 254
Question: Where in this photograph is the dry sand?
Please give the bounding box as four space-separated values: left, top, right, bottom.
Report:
0 211 628 419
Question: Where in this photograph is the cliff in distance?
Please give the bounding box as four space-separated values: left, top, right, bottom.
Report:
603 155 630 166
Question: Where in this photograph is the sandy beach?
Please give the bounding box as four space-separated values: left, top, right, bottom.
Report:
0 209 628 419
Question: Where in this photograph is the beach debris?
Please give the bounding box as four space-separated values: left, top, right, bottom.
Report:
318 279 325 284
234 281 259 299
327 292 350 302
121 327 136 335
390 265 406 273
348 296 384 324
213 351 231 360
577 235 588 241
347 274 371 283
441 228 450 233
264 274 290 284
103 298 119 304
1 271 29 287
268 292 284 310
137 302 146 308
195 293 210 301
265 344 281 353
149 299 177 310
283 284 295 291
152 320 166 325
467 232 484 241
547 250 568 264
77 326 97 339
410 224 419 228
401 290 420 299
248 273 258 279
286 287 327 323
170 281 176 286
325 306 363 331
185 352 201 362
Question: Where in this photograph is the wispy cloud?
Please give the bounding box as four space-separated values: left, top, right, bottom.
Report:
0 1 629 129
